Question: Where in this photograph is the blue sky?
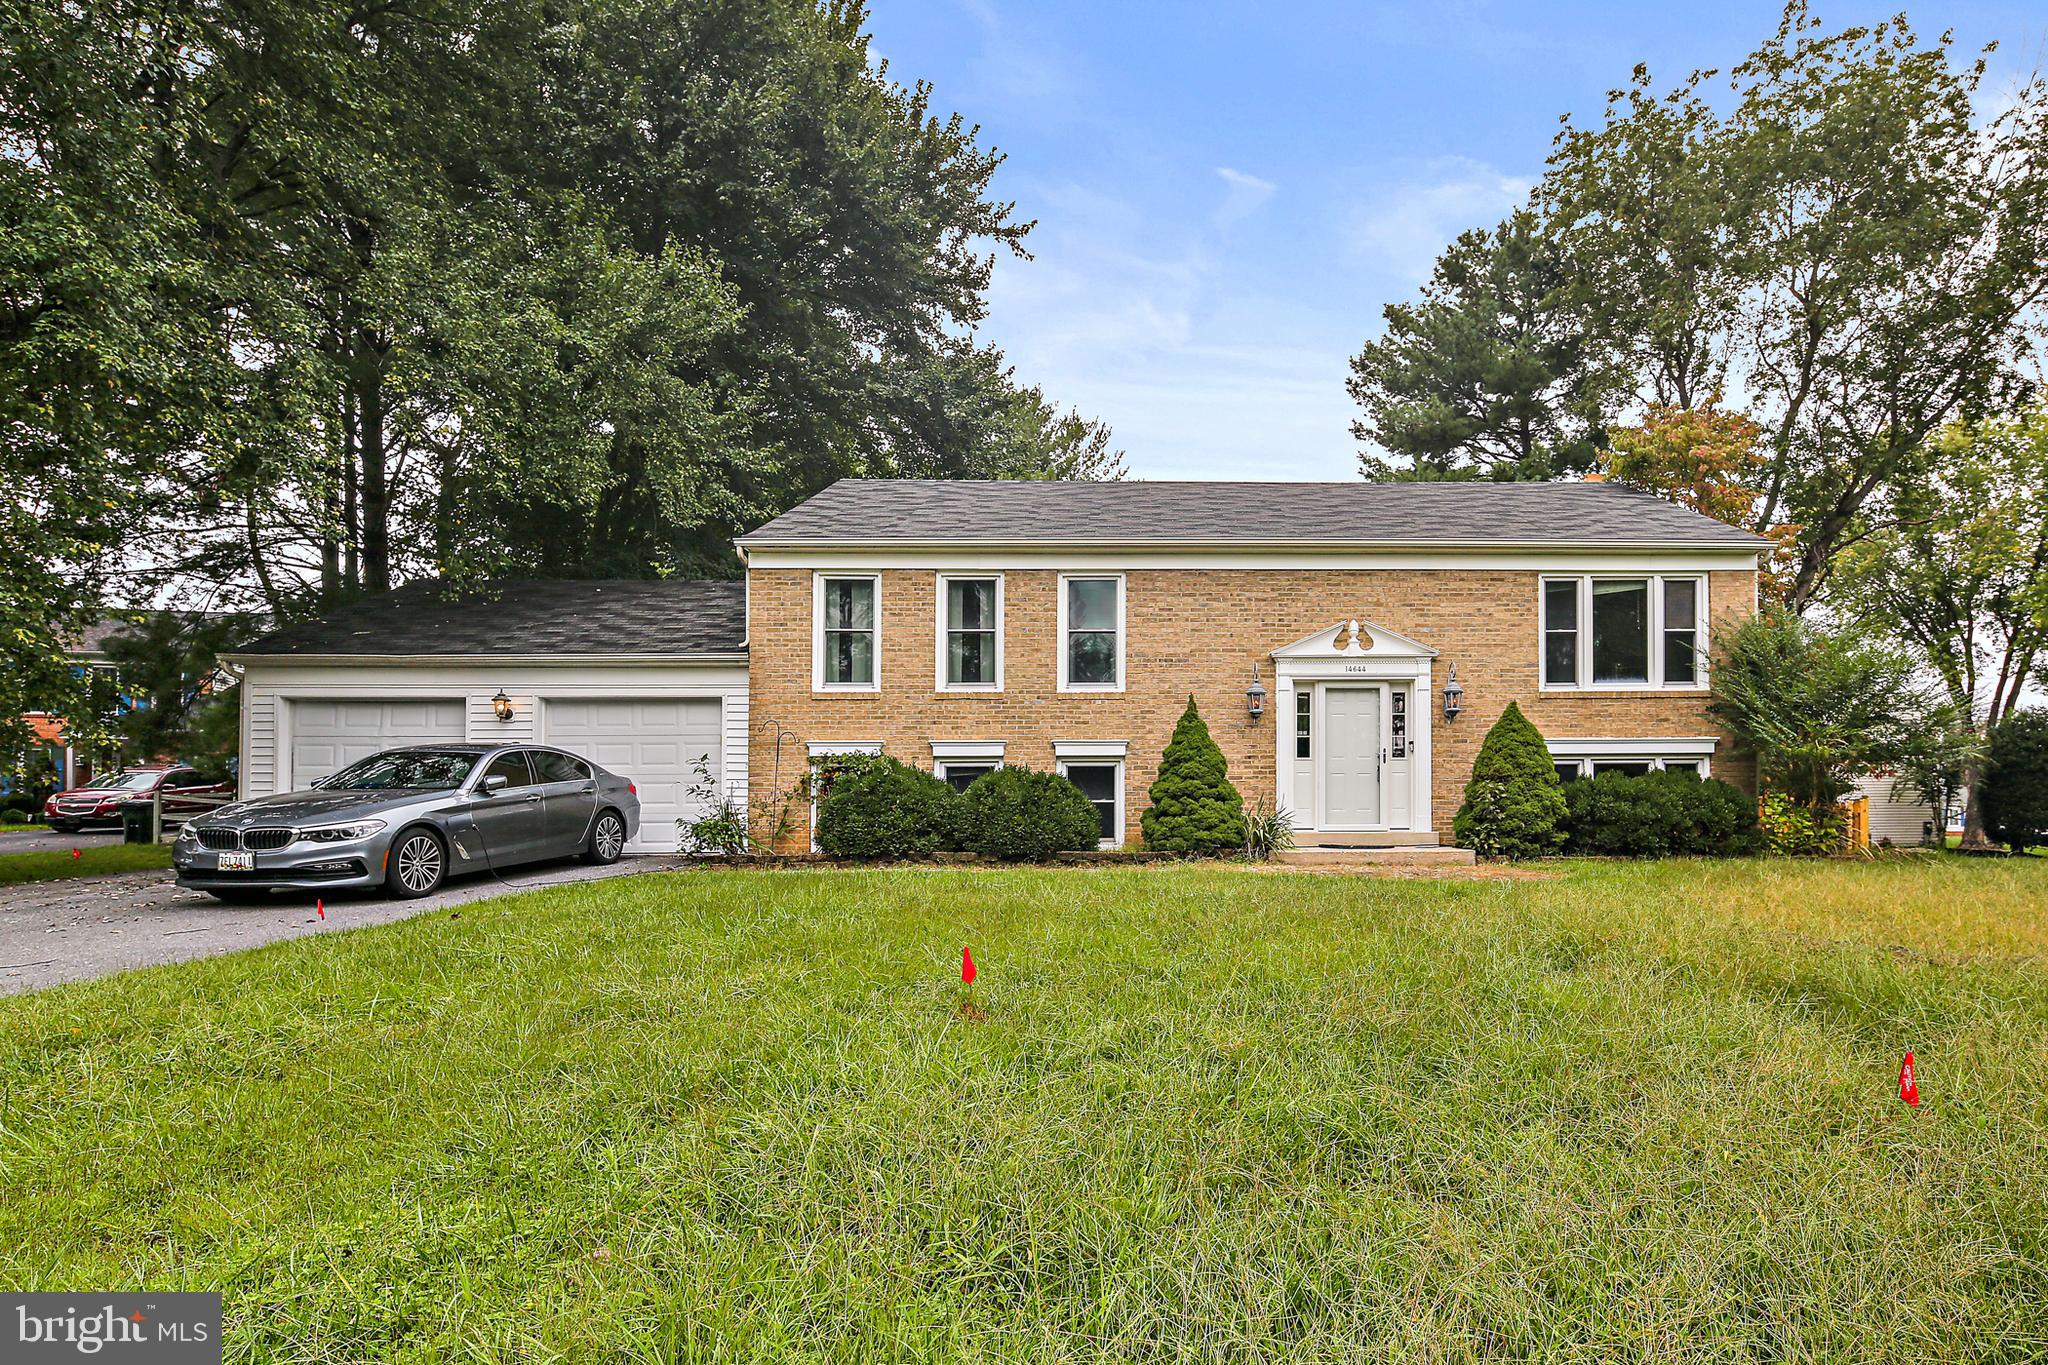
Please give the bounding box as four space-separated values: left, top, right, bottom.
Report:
866 0 2048 480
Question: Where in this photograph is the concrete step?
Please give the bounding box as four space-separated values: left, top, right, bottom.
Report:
1275 845 1476 868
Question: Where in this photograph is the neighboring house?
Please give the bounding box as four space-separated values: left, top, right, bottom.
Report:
222 479 1768 854
1853 773 1944 847
13 615 164 794
225 580 748 853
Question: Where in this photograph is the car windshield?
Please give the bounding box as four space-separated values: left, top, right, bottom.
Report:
322 751 477 792
86 771 159 791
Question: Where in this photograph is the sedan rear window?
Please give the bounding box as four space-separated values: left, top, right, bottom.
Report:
324 750 478 791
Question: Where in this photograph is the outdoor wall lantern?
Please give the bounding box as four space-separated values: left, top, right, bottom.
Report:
1246 665 1267 721
1441 664 1464 722
491 689 515 723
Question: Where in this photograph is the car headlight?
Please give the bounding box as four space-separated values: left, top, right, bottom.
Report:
296 820 387 844
176 823 199 843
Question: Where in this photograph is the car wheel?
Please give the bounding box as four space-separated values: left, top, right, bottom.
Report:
387 828 447 899
584 810 626 865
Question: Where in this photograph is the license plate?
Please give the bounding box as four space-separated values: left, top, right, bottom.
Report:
218 850 254 872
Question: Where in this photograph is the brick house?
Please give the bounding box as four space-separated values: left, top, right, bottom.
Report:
224 478 1765 855
736 480 1765 852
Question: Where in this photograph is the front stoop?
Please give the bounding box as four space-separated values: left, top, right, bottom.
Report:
1275 845 1477 868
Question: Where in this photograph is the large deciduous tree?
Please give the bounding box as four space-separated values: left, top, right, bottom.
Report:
2 0 1117 683
1358 4 2048 610
1833 406 2048 846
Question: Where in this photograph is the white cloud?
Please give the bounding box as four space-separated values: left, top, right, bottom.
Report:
1346 157 1533 283
1213 167 1277 225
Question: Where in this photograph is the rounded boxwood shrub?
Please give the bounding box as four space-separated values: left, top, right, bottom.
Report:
1562 770 1759 856
1140 697 1247 854
959 765 1100 861
1981 708 2048 853
1453 701 1567 860
815 756 963 860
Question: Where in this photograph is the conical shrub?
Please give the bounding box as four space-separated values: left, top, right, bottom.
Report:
1452 701 1567 859
1141 697 1248 853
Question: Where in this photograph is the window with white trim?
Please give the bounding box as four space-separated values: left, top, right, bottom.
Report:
1294 691 1312 759
1059 575 1124 691
1058 760 1123 847
816 575 878 689
932 741 1005 794
1551 750 1715 781
1540 575 1706 689
938 575 1001 690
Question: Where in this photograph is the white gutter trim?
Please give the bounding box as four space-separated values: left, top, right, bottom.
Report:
222 651 748 667
734 536 1769 553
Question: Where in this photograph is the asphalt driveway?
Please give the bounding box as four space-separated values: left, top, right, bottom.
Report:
0 855 686 996
0 829 122 855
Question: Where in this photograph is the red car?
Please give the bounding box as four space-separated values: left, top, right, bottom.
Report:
43 766 234 833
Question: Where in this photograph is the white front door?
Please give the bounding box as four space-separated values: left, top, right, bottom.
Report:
1322 686 1382 827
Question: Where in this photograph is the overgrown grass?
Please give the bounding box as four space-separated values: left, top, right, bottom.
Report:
3 860 2046 1361
0 842 171 885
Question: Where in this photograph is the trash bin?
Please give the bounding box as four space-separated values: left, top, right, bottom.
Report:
119 799 158 844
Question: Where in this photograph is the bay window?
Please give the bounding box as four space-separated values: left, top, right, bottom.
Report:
1540 575 1706 690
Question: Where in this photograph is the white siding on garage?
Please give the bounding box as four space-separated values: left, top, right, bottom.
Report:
542 698 723 853
241 691 278 797
289 698 465 789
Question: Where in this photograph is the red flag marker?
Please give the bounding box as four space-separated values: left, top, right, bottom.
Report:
961 946 976 985
70 848 81 860
1900 1052 1920 1107
315 898 325 921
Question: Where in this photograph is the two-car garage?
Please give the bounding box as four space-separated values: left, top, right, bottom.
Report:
226 581 750 854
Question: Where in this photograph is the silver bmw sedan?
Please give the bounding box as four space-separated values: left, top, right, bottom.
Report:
174 745 641 902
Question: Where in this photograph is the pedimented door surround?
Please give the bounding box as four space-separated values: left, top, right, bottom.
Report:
1271 619 1438 844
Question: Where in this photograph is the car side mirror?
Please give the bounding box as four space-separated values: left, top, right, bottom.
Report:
479 773 509 795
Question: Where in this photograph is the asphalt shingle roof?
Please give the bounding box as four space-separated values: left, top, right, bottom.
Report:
739 479 1768 549
231 579 746 658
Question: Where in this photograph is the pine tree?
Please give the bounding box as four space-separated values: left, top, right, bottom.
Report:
1141 698 1248 853
1452 701 1568 859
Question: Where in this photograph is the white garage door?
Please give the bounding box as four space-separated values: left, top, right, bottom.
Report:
542 698 721 852
288 699 465 791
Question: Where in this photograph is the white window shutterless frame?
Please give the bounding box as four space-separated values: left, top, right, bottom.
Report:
1058 574 1125 692
936 574 1003 691
814 574 880 692
1538 575 1708 691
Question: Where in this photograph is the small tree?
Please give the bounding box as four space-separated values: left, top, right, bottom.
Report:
1707 609 1945 811
1141 697 1247 854
1980 710 2048 854
1452 702 1567 859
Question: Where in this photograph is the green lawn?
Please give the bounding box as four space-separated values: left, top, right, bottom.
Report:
3 860 2046 1361
0 841 171 885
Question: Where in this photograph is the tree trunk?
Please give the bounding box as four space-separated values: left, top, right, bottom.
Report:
356 340 390 594
343 387 360 591
1959 756 1995 851
320 397 343 595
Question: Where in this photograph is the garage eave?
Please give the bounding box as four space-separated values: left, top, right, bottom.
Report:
224 651 750 667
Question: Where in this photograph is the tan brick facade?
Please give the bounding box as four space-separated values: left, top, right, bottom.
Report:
746 566 1757 850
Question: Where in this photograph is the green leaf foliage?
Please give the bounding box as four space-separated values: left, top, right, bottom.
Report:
815 758 964 861
1562 771 1760 857
958 767 1100 862
1981 710 2048 854
1140 699 1248 854
1708 609 1953 811
1452 702 1568 860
